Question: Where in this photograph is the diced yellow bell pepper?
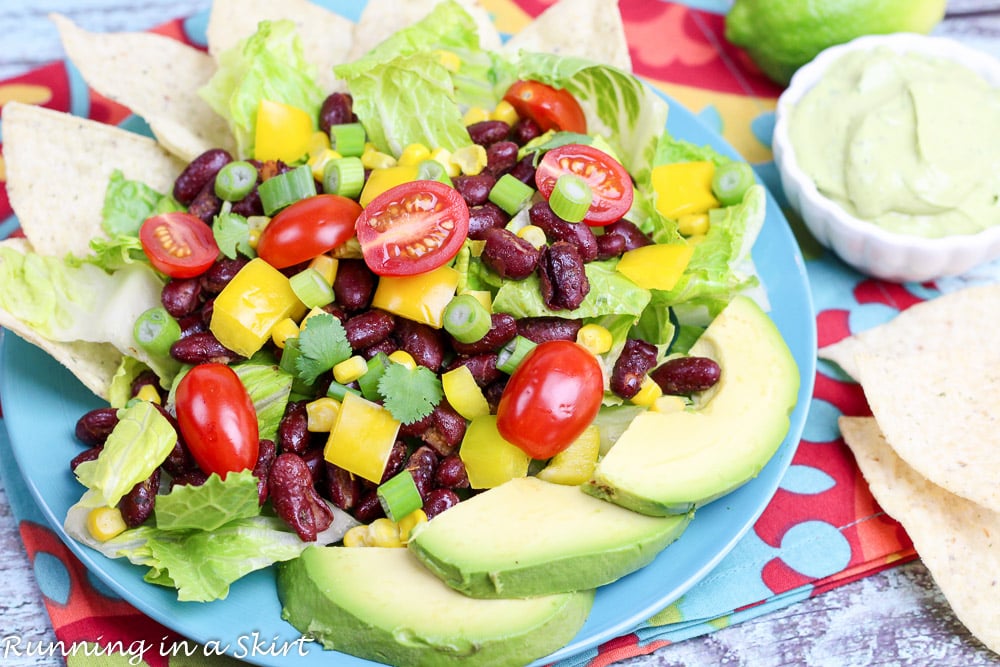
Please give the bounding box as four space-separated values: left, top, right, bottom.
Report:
442 365 490 420
254 99 314 163
651 161 721 219
371 264 459 328
271 318 299 349
397 143 432 167
309 255 339 286
135 383 161 404
536 425 601 486
324 392 401 483
459 415 531 489
616 243 695 291
461 289 493 312
359 164 419 207
210 258 306 357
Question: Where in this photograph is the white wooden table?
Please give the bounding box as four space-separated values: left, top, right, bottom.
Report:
1 2 999 665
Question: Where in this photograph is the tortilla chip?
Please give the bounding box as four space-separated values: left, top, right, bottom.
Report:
501 0 632 72
0 239 120 399
818 284 1000 381
51 14 235 162
840 416 1000 654
347 0 502 61
205 0 355 94
2 101 185 258
853 346 1000 514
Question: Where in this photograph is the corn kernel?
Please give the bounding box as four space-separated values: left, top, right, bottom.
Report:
306 397 341 432
361 143 397 170
652 394 687 414
87 506 127 542
307 130 331 156
397 143 432 167
307 148 342 181
450 144 487 176
369 518 403 548
678 212 710 237
576 324 613 355
333 355 369 384
491 99 519 126
308 255 339 286
429 147 461 177
398 509 428 543
435 49 462 72
516 224 547 249
271 317 300 349
135 383 161 404
631 376 663 407
462 106 491 126
388 350 417 369
343 525 370 547
247 228 261 250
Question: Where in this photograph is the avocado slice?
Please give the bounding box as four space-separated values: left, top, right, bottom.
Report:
278 546 593 667
407 476 691 598
584 295 800 515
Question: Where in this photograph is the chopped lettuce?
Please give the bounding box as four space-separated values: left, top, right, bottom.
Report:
492 259 650 320
80 234 148 272
199 20 324 158
107 357 153 409
0 246 179 382
101 169 167 237
73 402 177 508
154 471 262 531
232 359 294 441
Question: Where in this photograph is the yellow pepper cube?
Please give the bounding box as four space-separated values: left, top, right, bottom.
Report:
359 165 419 207
210 258 306 358
371 264 459 329
254 99 315 163
397 143 432 167
651 160 721 219
324 392 401 483
442 365 490 420
536 425 601 486
458 415 531 489
616 243 695 291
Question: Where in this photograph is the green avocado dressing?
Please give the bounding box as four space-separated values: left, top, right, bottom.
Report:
790 47 1000 238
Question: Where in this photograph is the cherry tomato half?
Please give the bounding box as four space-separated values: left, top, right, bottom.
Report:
496 340 604 459
139 212 219 278
503 80 587 134
175 363 259 479
535 144 634 226
355 180 470 276
257 194 363 269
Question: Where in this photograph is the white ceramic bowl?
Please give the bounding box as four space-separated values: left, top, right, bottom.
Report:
773 33 1000 283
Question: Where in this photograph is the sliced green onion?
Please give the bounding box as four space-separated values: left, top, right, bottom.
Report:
377 470 423 521
214 160 257 201
442 294 492 344
489 173 535 215
326 380 362 401
358 351 390 401
133 306 181 357
548 173 592 222
711 161 755 207
497 335 537 374
258 165 316 215
416 159 453 186
323 156 365 199
289 268 335 308
329 123 366 157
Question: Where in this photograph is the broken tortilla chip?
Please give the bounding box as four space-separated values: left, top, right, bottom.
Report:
51 13 235 162
853 346 1000 514
818 284 1000 381
501 0 633 72
840 416 1000 655
2 101 185 258
206 0 355 94
347 0 501 61
0 239 120 399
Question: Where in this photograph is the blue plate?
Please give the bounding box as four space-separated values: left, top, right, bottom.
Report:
0 5 816 665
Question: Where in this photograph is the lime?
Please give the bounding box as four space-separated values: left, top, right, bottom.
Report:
725 0 947 85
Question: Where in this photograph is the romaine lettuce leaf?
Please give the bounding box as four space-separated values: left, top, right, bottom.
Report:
101 169 165 237
154 470 262 531
199 20 324 158
232 359 293 441
73 401 177 508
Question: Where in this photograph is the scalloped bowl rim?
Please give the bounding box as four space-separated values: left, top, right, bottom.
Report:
773 32 1000 282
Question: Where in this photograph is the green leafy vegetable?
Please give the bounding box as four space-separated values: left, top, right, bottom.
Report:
101 170 166 237
213 208 256 260
377 363 442 424
154 470 262 531
107 357 153 409
199 19 324 158
294 313 352 385
74 402 177 508
233 359 293 441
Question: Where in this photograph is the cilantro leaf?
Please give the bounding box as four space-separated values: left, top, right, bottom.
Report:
294 313 352 384
377 363 442 424
213 209 257 260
